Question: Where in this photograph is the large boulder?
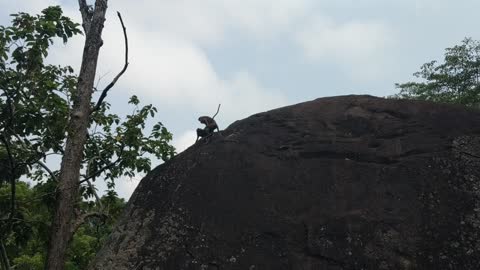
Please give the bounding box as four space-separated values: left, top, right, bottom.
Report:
91 95 480 270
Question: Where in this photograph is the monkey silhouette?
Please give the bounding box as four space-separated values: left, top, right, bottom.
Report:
196 104 221 142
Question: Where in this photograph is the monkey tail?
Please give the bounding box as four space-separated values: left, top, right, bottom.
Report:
212 103 221 119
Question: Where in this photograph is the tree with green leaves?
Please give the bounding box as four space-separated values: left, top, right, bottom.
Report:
395 37 480 107
0 181 127 270
0 4 175 270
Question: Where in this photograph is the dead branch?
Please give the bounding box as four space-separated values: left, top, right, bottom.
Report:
71 211 108 234
91 12 129 114
35 160 57 182
80 157 122 183
86 179 103 208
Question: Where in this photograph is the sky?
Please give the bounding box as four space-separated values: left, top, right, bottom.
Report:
2 0 480 198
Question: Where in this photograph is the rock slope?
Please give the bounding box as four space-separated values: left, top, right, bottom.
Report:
91 95 480 270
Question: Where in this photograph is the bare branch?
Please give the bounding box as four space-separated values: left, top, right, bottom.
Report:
71 211 108 234
458 151 480 159
94 71 111 90
91 12 129 114
9 133 58 182
80 158 122 183
86 179 103 208
78 0 93 34
35 160 57 182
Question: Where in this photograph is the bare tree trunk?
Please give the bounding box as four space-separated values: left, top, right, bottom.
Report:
45 1 108 269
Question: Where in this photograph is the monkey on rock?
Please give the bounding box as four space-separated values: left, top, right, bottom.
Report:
196 104 221 142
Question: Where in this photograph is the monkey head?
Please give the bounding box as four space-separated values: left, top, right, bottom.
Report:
198 116 211 125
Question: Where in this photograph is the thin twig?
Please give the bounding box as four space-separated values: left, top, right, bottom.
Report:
95 71 111 91
35 160 58 182
91 12 129 114
80 158 122 183
71 211 108 234
86 179 102 208
10 133 58 182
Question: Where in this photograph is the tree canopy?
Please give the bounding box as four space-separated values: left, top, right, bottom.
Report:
395 38 480 107
0 6 175 269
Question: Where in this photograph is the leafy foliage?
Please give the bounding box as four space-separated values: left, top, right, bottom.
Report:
395 38 480 107
0 6 175 269
84 95 174 191
0 182 126 270
0 6 80 187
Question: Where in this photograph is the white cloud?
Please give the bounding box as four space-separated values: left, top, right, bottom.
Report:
46 11 288 114
111 0 314 43
215 0 314 38
5 0 293 119
172 130 197 153
296 17 394 80
3 0 296 200
42 4 289 200
113 174 143 199
414 0 449 14
0 0 60 22
218 71 288 122
297 18 391 61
